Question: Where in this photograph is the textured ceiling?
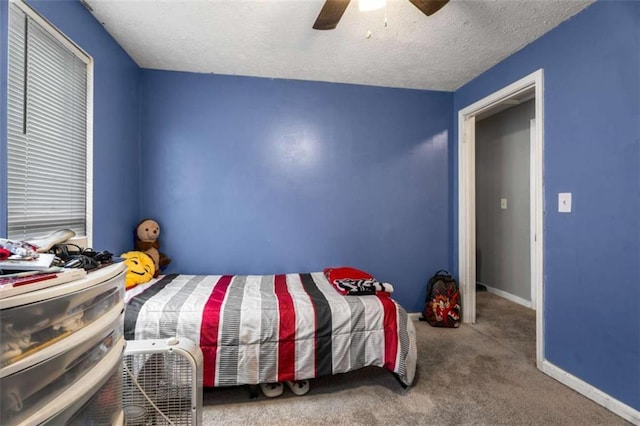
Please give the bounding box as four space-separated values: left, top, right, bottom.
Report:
84 0 594 91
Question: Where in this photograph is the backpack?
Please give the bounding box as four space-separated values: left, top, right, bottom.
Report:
421 270 461 328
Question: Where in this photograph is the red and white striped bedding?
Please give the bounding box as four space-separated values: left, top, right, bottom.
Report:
124 273 417 388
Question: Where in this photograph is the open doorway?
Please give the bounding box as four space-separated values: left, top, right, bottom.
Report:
457 69 544 369
476 96 535 308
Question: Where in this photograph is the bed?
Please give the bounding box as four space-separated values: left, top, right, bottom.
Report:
124 272 417 389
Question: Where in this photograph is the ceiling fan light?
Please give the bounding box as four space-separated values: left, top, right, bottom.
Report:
359 0 386 12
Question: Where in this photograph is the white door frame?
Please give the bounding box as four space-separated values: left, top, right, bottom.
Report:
458 69 545 369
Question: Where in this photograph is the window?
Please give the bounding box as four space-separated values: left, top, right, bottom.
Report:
7 0 92 242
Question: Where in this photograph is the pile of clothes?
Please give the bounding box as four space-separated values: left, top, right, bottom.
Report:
1 230 118 276
0 239 39 261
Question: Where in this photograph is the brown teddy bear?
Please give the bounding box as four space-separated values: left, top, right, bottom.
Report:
135 218 171 277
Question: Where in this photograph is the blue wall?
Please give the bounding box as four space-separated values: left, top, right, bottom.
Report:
1 1 8 235
0 0 141 254
454 1 640 410
140 71 452 312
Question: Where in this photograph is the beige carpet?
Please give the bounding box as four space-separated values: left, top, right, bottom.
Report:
201 292 629 425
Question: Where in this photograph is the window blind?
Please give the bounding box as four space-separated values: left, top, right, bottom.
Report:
7 3 90 241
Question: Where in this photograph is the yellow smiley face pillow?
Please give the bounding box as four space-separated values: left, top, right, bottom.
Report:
120 251 156 289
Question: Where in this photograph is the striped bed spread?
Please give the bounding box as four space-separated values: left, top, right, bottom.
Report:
124 272 417 388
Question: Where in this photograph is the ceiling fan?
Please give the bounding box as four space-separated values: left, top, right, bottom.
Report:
313 0 449 30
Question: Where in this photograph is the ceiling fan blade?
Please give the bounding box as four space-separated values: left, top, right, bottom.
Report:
408 0 449 16
313 0 351 30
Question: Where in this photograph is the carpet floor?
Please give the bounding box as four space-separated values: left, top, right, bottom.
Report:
201 292 629 425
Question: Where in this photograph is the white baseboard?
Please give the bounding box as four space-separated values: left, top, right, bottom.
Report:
480 282 533 309
408 312 422 322
542 360 640 424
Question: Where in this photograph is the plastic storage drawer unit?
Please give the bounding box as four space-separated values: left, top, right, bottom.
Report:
0 312 123 424
44 348 124 425
0 263 126 425
1 264 125 371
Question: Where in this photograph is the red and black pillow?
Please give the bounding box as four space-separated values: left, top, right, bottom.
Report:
323 266 392 296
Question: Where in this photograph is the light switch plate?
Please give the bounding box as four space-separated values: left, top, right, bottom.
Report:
500 198 508 209
558 192 572 213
